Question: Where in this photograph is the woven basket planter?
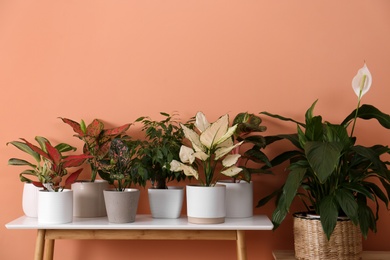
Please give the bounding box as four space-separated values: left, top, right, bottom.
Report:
293 213 362 260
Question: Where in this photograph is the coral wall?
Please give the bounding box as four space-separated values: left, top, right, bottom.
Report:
1 1 389 259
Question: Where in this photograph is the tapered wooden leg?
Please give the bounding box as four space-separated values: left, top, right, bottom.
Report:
34 230 46 260
236 230 247 260
43 239 55 260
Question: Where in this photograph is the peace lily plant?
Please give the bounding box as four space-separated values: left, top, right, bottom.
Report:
170 112 243 186
257 63 390 240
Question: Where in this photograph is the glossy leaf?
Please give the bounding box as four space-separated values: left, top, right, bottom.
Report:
6 141 41 162
60 118 84 136
305 141 343 183
319 195 338 240
195 111 210 132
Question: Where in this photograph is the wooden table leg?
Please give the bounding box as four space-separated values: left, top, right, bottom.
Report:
43 239 55 260
34 229 46 260
236 230 247 260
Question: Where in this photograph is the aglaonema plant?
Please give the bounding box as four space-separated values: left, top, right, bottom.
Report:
60 118 131 182
7 136 91 191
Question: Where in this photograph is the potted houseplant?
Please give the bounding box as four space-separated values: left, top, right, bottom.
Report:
60 118 131 217
101 137 146 223
7 136 90 223
135 112 189 218
170 111 244 224
216 112 270 218
257 64 390 260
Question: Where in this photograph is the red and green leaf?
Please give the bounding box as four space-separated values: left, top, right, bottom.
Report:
65 168 83 187
62 154 92 168
20 138 49 159
86 119 104 137
104 123 131 136
60 118 84 136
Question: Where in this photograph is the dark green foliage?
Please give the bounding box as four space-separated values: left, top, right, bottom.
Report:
257 100 390 240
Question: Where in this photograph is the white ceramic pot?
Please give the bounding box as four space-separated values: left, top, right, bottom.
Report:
148 186 184 219
72 180 109 217
103 189 140 223
38 189 73 224
22 183 42 218
186 184 226 224
216 180 253 218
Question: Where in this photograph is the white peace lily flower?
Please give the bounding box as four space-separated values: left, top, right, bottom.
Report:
179 145 196 164
352 63 372 99
222 154 242 168
195 111 210 132
221 166 243 177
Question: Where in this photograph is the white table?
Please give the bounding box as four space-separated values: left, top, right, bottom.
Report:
6 215 273 260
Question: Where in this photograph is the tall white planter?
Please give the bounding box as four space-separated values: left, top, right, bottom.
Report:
38 189 73 224
22 183 42 218
104 189 140 223
148 186 184 219
217 180 253 218
72 180 109 217
186 185 226 224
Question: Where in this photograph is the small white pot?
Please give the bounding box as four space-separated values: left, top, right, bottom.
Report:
186 184 226 224
104 189 140 223
72 180 109 217
148 186 184 219
216 180 253 218
38 189 73 224
22 183 42 218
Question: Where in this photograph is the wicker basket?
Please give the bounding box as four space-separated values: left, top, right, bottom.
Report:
293 213 362 260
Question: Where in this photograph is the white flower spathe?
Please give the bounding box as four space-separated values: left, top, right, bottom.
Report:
352 63 372 99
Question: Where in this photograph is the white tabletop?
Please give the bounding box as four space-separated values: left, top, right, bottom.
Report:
6 214 273 231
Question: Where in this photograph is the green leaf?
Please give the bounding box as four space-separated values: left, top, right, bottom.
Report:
305 141 343 183
357 201 376 238
335 189 359 225
55 143 77 153
343 183 375 201
305 100 318 122
282 167 307 212
260 111 305 127
305 115 323 142
319 195 338 240
256 189 282 208
364 181 389 208
8 158 36 167
342 104 390 129
7 141 41 162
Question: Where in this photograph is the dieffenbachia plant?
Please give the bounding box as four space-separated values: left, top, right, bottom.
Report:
170 111 243 186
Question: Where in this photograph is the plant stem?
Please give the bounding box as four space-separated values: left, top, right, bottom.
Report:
350 75 366 137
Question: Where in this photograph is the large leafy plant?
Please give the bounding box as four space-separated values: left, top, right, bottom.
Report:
135 112 189 189
7 136 91 191
60 118 130 182
170 112 243 186
257 64 390 239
